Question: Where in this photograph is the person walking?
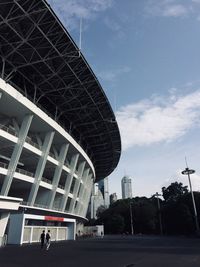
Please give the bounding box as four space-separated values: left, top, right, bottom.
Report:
46 230 51 250
40 230 45 249
101 231 104 238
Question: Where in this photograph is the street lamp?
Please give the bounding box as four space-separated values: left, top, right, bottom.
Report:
181 167 200 235
155 192 163 235
129 202 134 235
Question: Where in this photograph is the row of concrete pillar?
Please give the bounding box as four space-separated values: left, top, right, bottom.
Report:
0 114 93 217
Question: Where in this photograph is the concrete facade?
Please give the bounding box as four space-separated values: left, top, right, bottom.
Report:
0 80 94 244
0 0 121 246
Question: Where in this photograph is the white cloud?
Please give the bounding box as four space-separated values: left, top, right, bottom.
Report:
162 5 188 17
162 169 200 192
98 66 131 82
192 0 200 4
146 0 193 18
103 16 126 40
47 0 113 30
116 90 200 151
177 171 200 192
104 17 121 31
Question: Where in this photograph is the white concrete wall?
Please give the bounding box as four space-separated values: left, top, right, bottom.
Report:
7 213 76 245
0 79 95 219
8 213 24 244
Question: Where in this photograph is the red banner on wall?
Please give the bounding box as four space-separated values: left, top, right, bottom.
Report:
45 216 64 222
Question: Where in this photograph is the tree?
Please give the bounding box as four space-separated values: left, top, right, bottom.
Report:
162 182 188 202
105 214 125 234
94 183 200 236
96 205 106 218
131 197 157 234
96 197 157 234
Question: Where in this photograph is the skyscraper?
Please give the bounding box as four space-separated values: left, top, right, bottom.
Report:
90 183 104 219
89 177 110 219
98 177 110 208
121 176 132 199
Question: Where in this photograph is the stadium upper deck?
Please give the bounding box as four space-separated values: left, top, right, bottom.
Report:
0 0 121 181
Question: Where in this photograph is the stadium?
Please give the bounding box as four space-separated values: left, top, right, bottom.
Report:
0 0 121 245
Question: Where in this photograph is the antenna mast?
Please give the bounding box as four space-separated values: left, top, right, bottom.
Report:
79 18 82 57
185 156 188 168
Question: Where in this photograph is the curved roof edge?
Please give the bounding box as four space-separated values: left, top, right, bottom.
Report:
0 0 121 180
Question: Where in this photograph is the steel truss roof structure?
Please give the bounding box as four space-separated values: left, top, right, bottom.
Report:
0 0 121 181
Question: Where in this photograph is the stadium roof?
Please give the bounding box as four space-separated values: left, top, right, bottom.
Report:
0 0 121 181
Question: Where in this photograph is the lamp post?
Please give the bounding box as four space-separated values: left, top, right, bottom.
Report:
181 167 200 235
155 192 163 235
129 202 134 235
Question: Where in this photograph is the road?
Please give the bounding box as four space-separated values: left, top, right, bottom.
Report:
0 235 200 267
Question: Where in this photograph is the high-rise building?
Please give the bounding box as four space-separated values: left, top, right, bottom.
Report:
98 177 110 208
121 176 132 199
89 177 110 219
90 183 104 219
110 193 118 204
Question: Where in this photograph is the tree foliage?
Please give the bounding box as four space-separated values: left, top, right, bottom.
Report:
96 205 106 218
94 181 200 236
162 182 188 202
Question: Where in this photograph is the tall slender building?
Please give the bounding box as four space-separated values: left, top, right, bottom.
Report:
89 177 110 219
90 183 104 219
98 177 110 208
121 176 132 199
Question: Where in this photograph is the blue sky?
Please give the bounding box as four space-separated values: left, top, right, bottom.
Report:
47 0 200 198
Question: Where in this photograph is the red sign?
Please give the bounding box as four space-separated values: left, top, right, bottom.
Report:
45 216 64 222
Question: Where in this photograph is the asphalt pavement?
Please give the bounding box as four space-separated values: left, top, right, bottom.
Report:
0 235 200 267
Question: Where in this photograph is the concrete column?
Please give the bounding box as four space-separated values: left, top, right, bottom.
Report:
7 213 24 245
0 212 10 245
60 154 79 212
90 195 95 219
48 143 69 209
11 118 20 134
76 168 90 214
68 161 86 213
28 131 55 206
1 114 33 196
81 175 93 217
68 221 76 240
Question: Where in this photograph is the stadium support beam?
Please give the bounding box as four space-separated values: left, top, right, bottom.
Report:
76 168 90 214
60 154 79 212
0 212 10 245
48 143 69 209
1 58 5 79
1 114 33 196
69 161 86 214
28 131 55 206
81 174 93 217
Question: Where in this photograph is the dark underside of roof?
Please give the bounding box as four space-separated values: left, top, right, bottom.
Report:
0 0 121 181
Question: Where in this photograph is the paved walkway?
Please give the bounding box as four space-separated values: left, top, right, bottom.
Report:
0 235 200 267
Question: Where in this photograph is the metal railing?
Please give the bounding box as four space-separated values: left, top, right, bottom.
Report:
0 124 41 150
41 177 52 184
0 162 8 169
0 124 17 136
25 137 40 149
58 184 65 190
49 152 57 160
15 167 34 177
21 201 74 214
0 161 66 192
0 127 81 179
